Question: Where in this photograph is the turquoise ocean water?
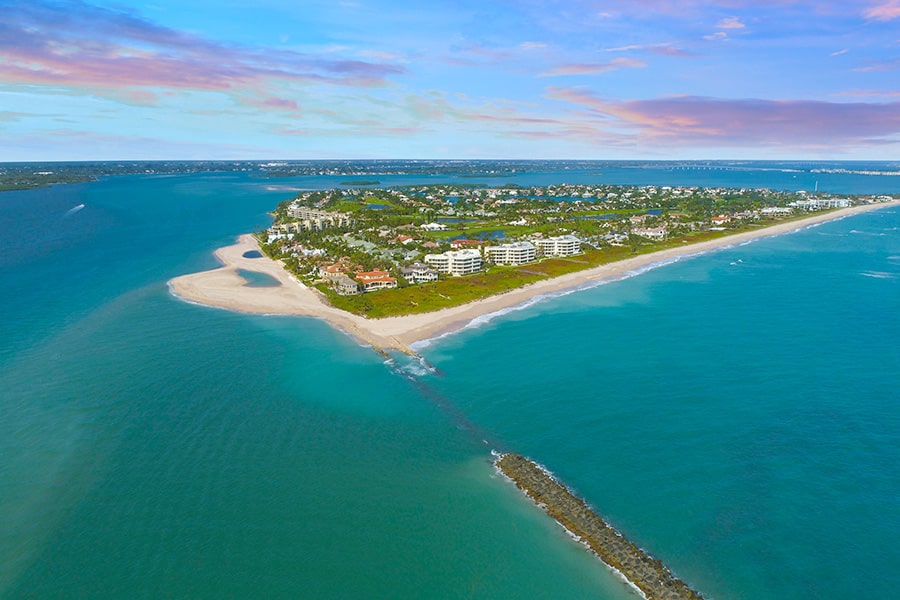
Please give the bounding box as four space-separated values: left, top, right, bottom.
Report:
1 165 898 598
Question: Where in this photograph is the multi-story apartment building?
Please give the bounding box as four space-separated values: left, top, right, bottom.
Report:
533 235 581 257
424 249 483 276
286 205 353 229
485 241 536 265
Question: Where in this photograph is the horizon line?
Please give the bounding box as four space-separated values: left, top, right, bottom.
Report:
3 157 899 165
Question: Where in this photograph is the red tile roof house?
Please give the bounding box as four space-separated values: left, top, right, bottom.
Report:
319 264 346 279
354 269 398 292
450 239 485 250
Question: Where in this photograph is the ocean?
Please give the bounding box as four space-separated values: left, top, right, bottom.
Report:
1 163 898 598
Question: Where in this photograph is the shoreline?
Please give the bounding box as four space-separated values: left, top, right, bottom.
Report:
168 201 898 354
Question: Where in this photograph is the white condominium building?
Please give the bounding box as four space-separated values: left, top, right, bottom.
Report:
790 198 851 210
424 249 483 276
286 205 353 229
534 235 581 257
485 241 536 265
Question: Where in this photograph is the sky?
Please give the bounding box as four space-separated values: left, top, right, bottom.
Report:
1 0 899 161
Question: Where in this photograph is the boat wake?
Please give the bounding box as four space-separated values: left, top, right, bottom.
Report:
64 204 85 217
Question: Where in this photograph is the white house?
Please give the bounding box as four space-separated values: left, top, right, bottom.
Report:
421 222 449 231
401 262 439 284
632 226 668 241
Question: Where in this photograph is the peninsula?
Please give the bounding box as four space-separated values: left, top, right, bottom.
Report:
168 183 898 354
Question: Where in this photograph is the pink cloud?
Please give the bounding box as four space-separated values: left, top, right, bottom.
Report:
716 17 746 29
540 58 646 77
276 128 313 136
602 0 812 17
648 45 697 57
448 42 512 63
461 113 559 125
854 59 900 71
704 31 730 42
546 87 900 146
835 89 900 98
606 44 696 57
864 1 900 20
276 124 421 137
0 1 404 99
244 97 302 112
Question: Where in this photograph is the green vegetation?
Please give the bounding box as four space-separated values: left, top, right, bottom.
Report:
0 160 267 192
259 179 859 318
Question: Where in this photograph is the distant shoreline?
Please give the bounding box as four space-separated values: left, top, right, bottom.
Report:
168 201 898 354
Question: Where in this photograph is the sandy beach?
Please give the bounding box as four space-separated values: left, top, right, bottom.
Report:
168 201 898 354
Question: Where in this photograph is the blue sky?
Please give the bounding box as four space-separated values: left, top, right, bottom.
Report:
1 0 899 160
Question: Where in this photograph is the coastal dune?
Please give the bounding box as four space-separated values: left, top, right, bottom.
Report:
168 201 897 353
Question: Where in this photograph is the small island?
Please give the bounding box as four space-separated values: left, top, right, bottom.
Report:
169 182 897 354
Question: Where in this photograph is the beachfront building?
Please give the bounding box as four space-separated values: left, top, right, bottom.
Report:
760 206 794 217
790 198 851 210
268 210 353 242
632 226 668 241
485 241 536 265
284 207 353 232
604 232 630 246
355 269 398 292
533 235 582 257
424 249 483 276
401 262 439 284
319 263 347 280
267 222 301 242
331 274 360 295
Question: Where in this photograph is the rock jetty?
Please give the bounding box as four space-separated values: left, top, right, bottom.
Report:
495 453 704 600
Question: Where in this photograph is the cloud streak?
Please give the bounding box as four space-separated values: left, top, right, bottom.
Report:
540 58 646 77
546 87 900 147
0 0 404 98
864 1 900 20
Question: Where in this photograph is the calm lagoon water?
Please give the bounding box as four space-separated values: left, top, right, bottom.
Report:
1 166 898 598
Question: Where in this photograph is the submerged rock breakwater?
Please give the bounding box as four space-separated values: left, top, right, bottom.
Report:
495 453 704 600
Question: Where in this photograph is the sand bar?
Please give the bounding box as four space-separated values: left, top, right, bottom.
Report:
168 201 898 353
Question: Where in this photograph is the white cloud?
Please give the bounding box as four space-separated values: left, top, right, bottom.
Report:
716 17 745 29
